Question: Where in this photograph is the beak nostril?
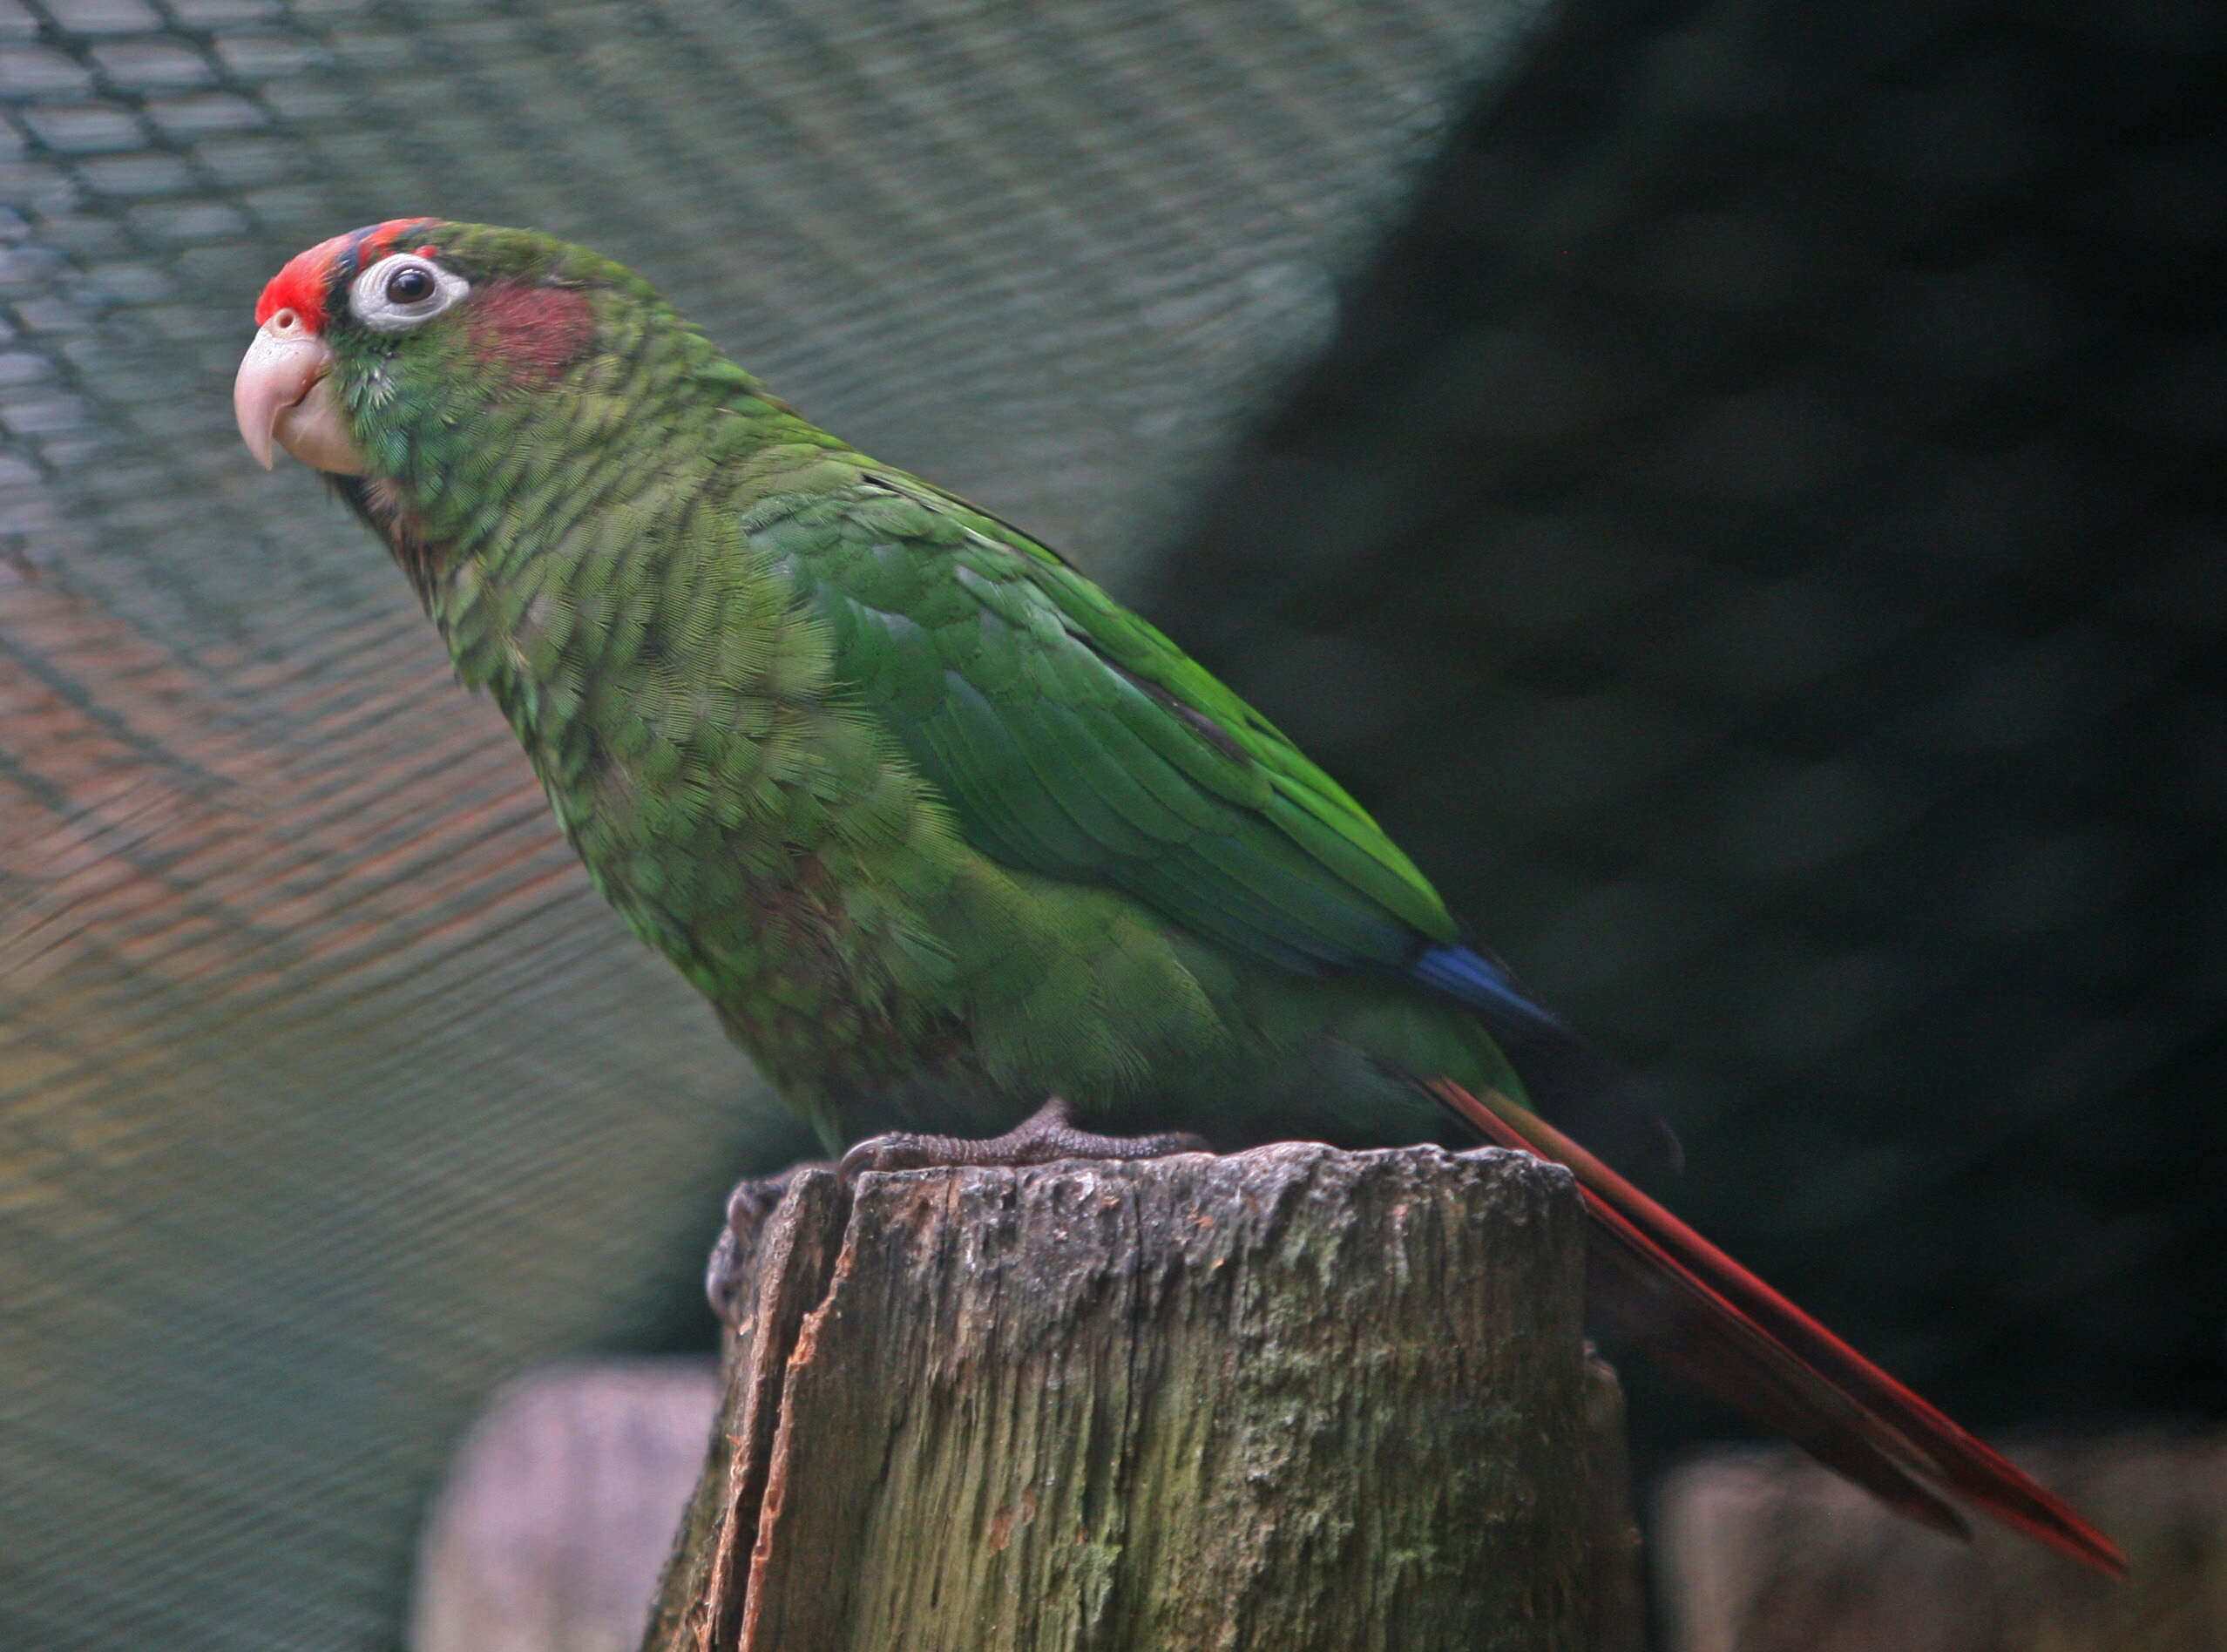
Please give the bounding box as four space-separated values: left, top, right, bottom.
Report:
237 315 362 473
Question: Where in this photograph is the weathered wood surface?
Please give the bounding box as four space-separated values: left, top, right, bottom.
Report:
1658 1435 2227 1652
646 1141 1637 1652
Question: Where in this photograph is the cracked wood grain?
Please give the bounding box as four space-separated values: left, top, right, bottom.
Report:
644 1142 1635 1652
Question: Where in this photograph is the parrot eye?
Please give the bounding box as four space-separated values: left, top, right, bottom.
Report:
349 252 470 333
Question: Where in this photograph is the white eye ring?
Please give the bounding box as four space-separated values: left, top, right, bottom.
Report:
349 252 470 333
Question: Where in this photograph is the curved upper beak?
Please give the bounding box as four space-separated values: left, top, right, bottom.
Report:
234 309 369 476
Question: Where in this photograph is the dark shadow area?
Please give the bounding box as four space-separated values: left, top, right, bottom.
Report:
1146 0 2227 1519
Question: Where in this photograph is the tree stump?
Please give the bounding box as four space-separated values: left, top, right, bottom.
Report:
643 1142 1635 1652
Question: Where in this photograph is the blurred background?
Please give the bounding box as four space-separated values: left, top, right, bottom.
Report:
0 0 2219 1646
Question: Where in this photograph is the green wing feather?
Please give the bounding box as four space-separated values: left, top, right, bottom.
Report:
744 469 1459 978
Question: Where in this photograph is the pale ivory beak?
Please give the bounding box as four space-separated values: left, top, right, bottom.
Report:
233 309 369 476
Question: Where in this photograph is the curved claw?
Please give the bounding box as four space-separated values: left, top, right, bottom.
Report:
838 1097 1214 1187
704 1164 812 1325
837 1131 945 1185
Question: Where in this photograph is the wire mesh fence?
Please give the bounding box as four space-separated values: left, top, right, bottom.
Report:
0 2 1538 1645
2 0 2221 1644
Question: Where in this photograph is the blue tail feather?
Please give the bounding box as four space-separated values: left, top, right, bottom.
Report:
1409 944 1567 1037
1412 942 1682 1173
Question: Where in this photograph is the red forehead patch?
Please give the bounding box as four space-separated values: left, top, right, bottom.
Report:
254 218 435 331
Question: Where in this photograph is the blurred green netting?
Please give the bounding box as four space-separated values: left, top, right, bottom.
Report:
7 0 2225 1643
0 3 1544 1646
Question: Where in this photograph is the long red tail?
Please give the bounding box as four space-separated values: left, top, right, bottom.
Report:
1427 1079 2125 1577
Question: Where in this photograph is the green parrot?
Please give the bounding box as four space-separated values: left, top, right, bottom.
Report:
234 219 2120 1575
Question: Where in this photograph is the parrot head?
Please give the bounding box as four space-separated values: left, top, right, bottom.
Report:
233 219 664 480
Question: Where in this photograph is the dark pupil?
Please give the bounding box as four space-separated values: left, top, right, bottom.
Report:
386 265 436 304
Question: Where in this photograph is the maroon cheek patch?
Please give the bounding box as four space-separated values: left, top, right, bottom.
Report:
464 282 595 383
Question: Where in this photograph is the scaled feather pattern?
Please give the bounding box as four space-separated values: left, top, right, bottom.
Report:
234 220 2122 1575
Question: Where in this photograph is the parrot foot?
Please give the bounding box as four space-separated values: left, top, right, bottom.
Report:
837 1096 1211 1185
705 1160 832 1328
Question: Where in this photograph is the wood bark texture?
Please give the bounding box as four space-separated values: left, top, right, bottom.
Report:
644 1141 1631 1652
